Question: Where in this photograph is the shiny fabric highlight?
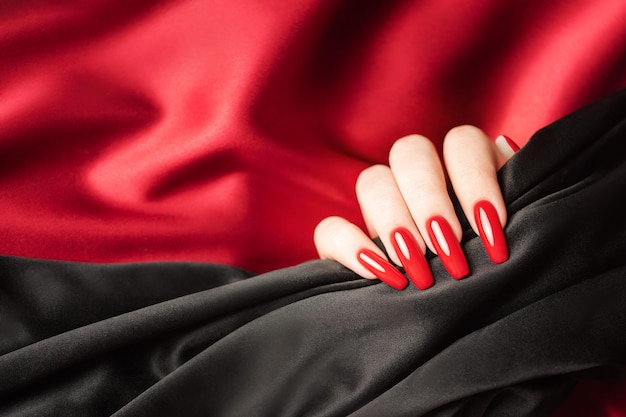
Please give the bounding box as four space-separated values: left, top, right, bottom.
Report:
2 1 626 415
1 89 626 416
1 1 625 272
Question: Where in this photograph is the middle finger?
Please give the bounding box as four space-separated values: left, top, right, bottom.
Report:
356 164 434 290
389 134 469 279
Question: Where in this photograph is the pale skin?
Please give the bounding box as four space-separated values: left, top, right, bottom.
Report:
314 125 518 287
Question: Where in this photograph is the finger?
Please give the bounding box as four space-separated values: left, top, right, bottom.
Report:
355 165 434 290
389 135 469 279
314 216 408 290
356 165 425 262
443 126 512 264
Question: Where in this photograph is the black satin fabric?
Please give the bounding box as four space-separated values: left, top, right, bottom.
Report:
1 90 626 416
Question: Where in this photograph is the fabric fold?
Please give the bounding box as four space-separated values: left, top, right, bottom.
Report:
1 89 626 416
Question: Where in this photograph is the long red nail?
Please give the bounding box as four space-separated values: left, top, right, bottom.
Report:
357 249 408 290
502 135 520 152
426 216 469 279
474 200 509 264
390 228 434 290
495 134 520 158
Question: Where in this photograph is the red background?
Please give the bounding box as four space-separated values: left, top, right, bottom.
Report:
1 2 625 414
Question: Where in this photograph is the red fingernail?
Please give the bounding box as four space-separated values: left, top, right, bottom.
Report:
357 249 408 290
474 200 509 264
502 135 520 152
495 134 520 155
426 216 469 279
390 228 434 290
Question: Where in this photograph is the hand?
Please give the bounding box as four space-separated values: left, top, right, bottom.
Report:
314 125 520 290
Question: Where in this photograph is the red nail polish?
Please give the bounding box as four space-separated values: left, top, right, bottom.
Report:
474 200 509 264
495 134 520 157
390 228 434 290
502 135 520 152
357 249 408 290
426 216 469 279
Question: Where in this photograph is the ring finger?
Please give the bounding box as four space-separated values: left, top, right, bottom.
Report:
388 134 469 279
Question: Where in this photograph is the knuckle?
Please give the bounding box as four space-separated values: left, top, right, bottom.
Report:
331 225 355 250
444 125 483 149
356 164 390 192
314 216 349 255
315 216 344 236
446 124 481 139
389 134 433 166
444 125 496 174
444 125 488 165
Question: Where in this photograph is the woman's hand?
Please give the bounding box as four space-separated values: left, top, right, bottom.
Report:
314 125 520 290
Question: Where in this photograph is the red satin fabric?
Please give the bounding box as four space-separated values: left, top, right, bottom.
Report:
1 1 625 415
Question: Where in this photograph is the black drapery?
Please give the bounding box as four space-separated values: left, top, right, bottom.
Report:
1 89 625 416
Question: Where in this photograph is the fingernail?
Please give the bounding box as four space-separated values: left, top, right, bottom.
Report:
390 228 434 290
474 200 509 264
426 216 469 279
495 134 520 158
357 249 408 290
